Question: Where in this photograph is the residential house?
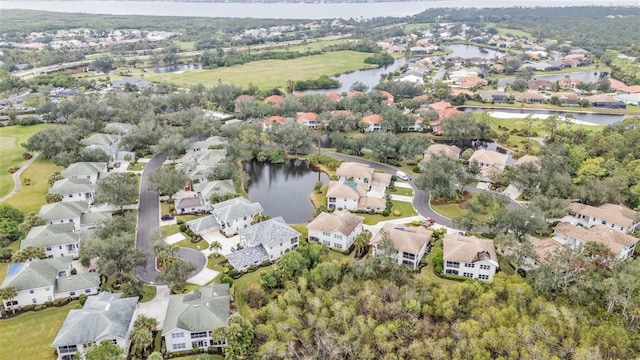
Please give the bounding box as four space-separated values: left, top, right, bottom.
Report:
21 223 80 258
443 233 499 281
187 197 263 236
81 133 120 148
514 154 541 169
614 93 640 106
454 76 487 89
567 202 639 233
377 90 394 106
528 79 553 91
39 201 88 230
468 149 509 178
259 116 286 132
515 92 545 104
360 114 382 132
188 136 227 153
162 284 230 353
264 95 284 104
193 179 236 211
174 197 205 215
296 112 319 129
371 224 432 270
111 77 152 90
586 94 626 109
52 292 138 360
477 90 509 103
552 92 580 106
423 144 461 160
557 78 582 90
326 181 367 211
227 217 301 270
103 122 136 135
335 162 391 191
48 178 97 204
609 78 640 94
448 69 479 82
61 162 108 184
553 222 638 260
1 257 100 310
307 211 364 250
326 92 342 101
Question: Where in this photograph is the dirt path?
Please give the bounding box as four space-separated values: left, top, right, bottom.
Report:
0 152 41 203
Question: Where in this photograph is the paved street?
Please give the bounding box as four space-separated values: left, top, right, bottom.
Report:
134 153 205 284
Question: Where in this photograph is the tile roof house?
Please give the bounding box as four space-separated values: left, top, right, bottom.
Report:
61 162 108 184
227 217 301 271
528 79 553 91
1 257 100 311
361 114 382 132
326 92 342 101
326 181 367 212
21 223 81 258
515 92 545 104
567 202 639 233
551 92 580 106
557 78 582 90
477 90 509 103
335 162 391 190
553 222 638 260
307 211 364 250
162 284 230 353
259 116 287 132
296 112 319 129
586 94 626 109
443 233 499 281
372 224 432 270
81 133 120 148
264 94 284 104
469 149 509 173
513 154 541 169
52 292 138 360
454 76 487 89
174 196 205 215
48 178 97 204
424 144 461 160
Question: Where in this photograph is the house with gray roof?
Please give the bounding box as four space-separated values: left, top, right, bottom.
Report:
186 215 220 235
226 217 300 271
188 136 227 153
162 284 230 353
175 196 205 215
48 178 97 204
39 201 89 230
52 292 138 360
22 223 81 258
194 179 236 211
213 197 263 236
103 122 137 135
81 133 120 148
111 77 152 90
1 257 100 311
81 133 135 163
61 162 108 184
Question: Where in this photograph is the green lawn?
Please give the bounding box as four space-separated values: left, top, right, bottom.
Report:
4 157 63 214
175 41 196 51
0 124 52 198
361 200 418 225
176 237 206 251
142 50 375 89
0 301 83 360
127 162 146 171
140 285 158 303
174 354 224 360
391 187 414 197
430 193 497 222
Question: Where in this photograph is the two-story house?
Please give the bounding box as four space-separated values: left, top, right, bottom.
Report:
371 224 432 270
361 114 382 132
103 122 137 136
307 211 364 250
21 223 81 258
48 178 97 204
38 201 89 230
335 162 392 191
326 181 367 211
296 112 319 129
1 257 100 310
162 284 230 353
443 233 499 282
52 292 138 360
567 202 639 233
226 217 300 271
423 144 461 161
186 197 263 236
193 179 236 211
553 222 638 260
61 162 108 184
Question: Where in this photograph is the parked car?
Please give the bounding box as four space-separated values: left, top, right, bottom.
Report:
395 170 409 181
230 247 238 252
422 218 435 227
161 215 174 221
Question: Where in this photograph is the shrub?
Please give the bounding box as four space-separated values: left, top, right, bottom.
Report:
413 165 421 173
71 268 77 275
176 219 184 225
178 224 188 232
244 283 266 308
220 276 233 285
228 269 240 278
382 209 391 217
79 294 88 305
23 152 33 160
53 298 69 306
34 305 43 311
260 260 272 268
393 210 401 216
222 266 229 274
21 304 36 312
44 301 53 307
248 265 258 272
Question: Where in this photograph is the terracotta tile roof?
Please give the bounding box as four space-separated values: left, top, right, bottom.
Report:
469 149 508 166
372 223 432 254
412 94 430 102
361 114 382 124
555 222 638 254
424 144 461 159
569 203 638 228
586 94 616 103
296 112 318 121
552 92 579 101
428 101 452 112
348 91 365 98
306 211 363 236
264 95 284 103
443 233 498 264
372 172 392 185
378 90 394 101
326 92 342 101
558 78 582 88
262 116 286 125
455 76 487 87
450 89 473 97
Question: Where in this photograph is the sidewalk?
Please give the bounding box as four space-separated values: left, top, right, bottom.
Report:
0 151 40 203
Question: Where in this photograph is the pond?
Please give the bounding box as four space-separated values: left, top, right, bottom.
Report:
244 159 328 223
460 106 633 126
298 57 408 95
152 64 204 73
498 70 605 88
447 44 504 60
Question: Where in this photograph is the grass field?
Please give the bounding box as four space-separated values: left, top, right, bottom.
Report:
174 354 224 360
233 267 271 316
0 124 51 198
430 193 496 222
361 200 418 225
142 50 374 89
4 157 64 215
0 301 82 360
391 187 414 197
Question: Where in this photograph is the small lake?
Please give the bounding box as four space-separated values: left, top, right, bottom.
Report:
460 106 633 126
298 57 408 95
153 64 203 73
498 71 605 88
244 159 328 223
447 44 504 60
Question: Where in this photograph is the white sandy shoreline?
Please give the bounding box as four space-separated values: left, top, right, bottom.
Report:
487 111 599 126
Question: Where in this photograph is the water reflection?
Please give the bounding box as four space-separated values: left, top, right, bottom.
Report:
244 159 329 223
447 44 504 60
152 64 204 73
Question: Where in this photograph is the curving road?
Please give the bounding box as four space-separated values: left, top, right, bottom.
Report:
134 153 205 284
0 151 40 203
322 151 521 229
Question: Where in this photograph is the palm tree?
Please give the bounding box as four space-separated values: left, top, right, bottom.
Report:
169 244 180 258
209 241 222 258
153 240 170 267
11 246 45 263
354 230 372 258
0 286 18 314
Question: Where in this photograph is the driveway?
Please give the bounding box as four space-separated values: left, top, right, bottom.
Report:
201 231 240 256
138 285 170 328
134 153 205 284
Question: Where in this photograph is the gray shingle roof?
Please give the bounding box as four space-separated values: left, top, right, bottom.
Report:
21 224 79 249
212 197 263 224
1 257 72 290
49 178 96 195
111 77 152 89
55 273 100 294
103 122 137 135
188 136 227 152
226 245 269 270
187 215 220 234
162 284 230 335
194 179 235 200
52 292 138 347
61 162 107 178
81 133 121 147
81 212 112 228
39 201 88 222
240 217 300 249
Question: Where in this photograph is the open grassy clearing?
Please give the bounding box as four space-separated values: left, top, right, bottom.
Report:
430 192 496 222
0 124 51 198
141 50 374 89
5 157 63 214
391 187 414 197
361 200 418 225
0 301 82 360
233 266 272 316
175 41 196 51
